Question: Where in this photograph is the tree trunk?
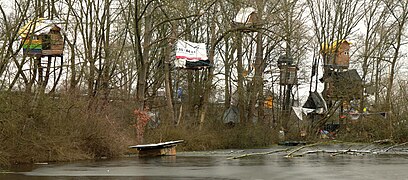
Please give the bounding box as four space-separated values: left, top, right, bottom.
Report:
199 15 216 130
164 28 176 124
236 32 246 123
224 38 231 109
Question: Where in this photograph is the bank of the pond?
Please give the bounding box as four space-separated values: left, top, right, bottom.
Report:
2 142 408 180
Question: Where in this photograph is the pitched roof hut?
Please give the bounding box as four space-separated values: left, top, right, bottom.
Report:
321 40 351 69
19 18 64 57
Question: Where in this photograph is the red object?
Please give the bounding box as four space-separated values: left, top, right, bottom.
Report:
134 108 151 144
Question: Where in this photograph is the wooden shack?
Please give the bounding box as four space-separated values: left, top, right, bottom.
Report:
233 7 257 25
233 7 257 32
278 55 298 85
321 40 351 69
323 69 362 99
19 18 64 57
279 66 298 85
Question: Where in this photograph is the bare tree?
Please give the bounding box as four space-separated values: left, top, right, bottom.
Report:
382 0 408 137
0 1 31 90
306 0 364 131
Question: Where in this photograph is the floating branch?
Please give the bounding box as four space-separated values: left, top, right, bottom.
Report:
385 142 408 152
284 142 322 158
228 148 290 160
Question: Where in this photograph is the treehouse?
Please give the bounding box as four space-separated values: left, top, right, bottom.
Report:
323 69 362 100
19 18 64 57
234 7 256 25
278 55 298 85
321 40 351 69
233 7 257 32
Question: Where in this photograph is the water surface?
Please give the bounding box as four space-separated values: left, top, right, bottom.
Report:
2 147 408 180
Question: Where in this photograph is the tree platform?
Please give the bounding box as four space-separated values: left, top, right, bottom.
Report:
129 140 184 157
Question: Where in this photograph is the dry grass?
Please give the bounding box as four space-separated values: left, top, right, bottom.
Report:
144 121 280 151
0 92 133 166
1 90 407 167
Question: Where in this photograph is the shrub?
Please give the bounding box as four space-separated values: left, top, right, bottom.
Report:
0 92 133 166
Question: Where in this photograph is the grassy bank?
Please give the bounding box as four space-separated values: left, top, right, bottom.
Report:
1 92 407 167
0 92 134 167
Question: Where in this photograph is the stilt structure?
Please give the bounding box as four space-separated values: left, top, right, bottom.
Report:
315 40 362 133
277 55 299 132
19 18 64 91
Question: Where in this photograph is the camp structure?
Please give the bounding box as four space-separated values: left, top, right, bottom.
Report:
223 106 240 125
322 69 362 100
174 40 210 69
302 91 328 115
233 7 257 26
19 18 64 57
278 55 298 85
321 40 351 69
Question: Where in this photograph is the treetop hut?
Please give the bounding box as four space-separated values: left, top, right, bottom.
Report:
278 55 298 85
233 7 257 32
320 40 351 69
323 69 362 100
233 7 257 26
18 18 64 57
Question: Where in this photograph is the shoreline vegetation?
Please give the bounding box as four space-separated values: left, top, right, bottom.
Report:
2 0 408 174
1 92 407 168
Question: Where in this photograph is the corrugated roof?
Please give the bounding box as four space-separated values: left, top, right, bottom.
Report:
321 39 351 53
19 18 62 38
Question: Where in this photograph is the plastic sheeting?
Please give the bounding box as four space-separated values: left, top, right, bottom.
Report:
223 106 240 124
302 91 327 114
292 107 315 120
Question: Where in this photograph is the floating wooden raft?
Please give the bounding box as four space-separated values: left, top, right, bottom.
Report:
129 140 184 157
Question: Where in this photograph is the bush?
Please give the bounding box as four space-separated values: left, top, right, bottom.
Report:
0 92 133 166
143 118 279 151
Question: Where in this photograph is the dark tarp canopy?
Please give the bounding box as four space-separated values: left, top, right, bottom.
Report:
322 69 362 99
303 91 327 114
223 106 240 124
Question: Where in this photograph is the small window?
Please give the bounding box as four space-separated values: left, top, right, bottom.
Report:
42 35 51 50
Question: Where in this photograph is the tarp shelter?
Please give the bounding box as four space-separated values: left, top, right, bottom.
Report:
303 91 327 114
175 40 210 69
18 18 64 57
292 106 315 120
223 106 240 124
323 69 362 99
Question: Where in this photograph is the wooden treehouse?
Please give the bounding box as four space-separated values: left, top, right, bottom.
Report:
323 69 362 100
19 18 64 57
277 54 299 127
278 55 298 85
233 7 257 25
233 7 257 32
320 40 362 100
321 40 351 69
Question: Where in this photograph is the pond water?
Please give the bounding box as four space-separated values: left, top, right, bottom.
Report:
2 148 408 180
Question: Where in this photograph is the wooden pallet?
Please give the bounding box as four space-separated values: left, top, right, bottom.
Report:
129 140 184 157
